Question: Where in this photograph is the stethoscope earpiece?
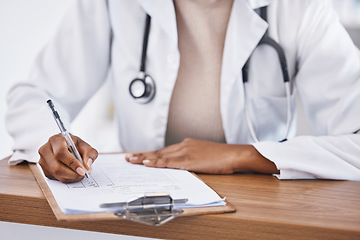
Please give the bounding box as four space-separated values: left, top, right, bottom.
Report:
129 73 156 104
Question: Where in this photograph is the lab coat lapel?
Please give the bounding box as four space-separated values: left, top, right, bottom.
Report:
221 0 269 84
221 0 269 143
137 0 178 45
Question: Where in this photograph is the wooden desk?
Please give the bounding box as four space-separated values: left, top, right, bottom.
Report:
1 157 359 240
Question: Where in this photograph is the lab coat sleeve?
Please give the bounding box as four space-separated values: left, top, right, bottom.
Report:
6 0 111 164
253 0 360 180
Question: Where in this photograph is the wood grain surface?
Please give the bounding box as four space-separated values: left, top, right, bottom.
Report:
1 157 360 240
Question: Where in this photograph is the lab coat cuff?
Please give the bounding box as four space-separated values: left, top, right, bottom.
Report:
273 170 316 180
252 141 317 180
8 150 39 165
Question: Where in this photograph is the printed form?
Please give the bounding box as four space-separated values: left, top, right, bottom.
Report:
38 153 225 214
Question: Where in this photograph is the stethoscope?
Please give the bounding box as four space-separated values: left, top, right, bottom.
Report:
129 7 291 142
129 15 156 104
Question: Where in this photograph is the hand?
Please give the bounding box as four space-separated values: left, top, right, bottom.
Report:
125 138 279 174
38 134 98 183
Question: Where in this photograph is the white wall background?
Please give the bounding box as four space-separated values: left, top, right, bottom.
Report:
0 0 72 159
0 1 144 239
0 0 359 239
0 0 120 161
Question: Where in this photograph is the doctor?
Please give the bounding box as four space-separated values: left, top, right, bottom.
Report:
6 0 360 183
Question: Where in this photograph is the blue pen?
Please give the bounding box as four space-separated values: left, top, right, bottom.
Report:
47 99 89 178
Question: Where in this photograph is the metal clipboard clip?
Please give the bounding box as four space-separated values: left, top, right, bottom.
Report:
100 193 188 226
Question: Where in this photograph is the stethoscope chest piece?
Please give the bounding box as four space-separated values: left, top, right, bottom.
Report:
129 72 156 104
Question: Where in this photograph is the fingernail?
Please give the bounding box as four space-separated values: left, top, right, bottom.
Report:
87 158 93 168
143 160 151 165
76 167 85 176
130 156 139 162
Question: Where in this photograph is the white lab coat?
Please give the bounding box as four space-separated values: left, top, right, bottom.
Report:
6 0 360 180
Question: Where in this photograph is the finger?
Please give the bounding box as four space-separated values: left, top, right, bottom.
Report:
49 134 87 176
127 143 183 164
126 152 153 164
125 152 140 163
143 155 187 170
127 151 163 164
143 159 167 168
39 142 84 183
126 152 150 164
155 143 182 154
142 148 187 169
40 157 82 182
73 135 98 171
38 156 57 181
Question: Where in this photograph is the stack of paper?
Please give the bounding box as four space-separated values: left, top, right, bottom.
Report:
39 153 225 214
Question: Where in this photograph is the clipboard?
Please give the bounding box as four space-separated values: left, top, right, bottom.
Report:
29 163 236 225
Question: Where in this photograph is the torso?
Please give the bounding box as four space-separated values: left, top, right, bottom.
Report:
165 0 234 145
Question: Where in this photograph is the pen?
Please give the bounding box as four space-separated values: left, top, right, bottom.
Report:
47 99 89 178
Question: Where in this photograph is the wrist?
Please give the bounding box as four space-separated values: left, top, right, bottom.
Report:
232 145 279 174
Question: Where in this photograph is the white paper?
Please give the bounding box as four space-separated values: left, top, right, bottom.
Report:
38 153 225 214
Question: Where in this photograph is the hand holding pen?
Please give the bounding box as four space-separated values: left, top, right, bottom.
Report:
38 100 98 183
